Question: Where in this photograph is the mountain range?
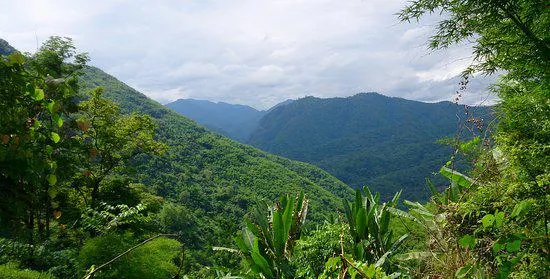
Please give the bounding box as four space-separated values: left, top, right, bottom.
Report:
167 93 493 200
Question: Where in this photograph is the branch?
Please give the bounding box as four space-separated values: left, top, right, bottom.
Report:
496 2 550 59
341 255 369 278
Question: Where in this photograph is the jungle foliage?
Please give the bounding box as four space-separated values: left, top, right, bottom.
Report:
0 0 548 277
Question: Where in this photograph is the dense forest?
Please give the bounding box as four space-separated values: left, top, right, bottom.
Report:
0 0 548 278
247 93 493 201
166 93 492 201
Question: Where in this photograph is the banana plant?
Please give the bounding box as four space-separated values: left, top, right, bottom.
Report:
233 192 308 279
342 187 408 272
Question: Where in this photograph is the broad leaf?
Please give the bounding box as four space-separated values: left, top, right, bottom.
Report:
50 132 61 143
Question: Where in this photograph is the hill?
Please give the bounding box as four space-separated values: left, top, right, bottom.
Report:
79 67 353 249
165 99 265 142
248 92 493 200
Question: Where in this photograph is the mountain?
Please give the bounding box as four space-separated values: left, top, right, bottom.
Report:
79 67 353 254
267 98 294 112
165 99 265 142
248 92 493 201
0 39 16 56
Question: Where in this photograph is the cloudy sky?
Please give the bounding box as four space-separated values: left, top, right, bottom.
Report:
1 0 497 109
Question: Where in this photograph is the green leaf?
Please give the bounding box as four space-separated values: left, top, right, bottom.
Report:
494 211 505 228
439 166 475 189
355 189 363 213
458 234 476 249
379 210 390 236
387 207 421 224
363 264 376 277
48 188 58 198
52 114 63 127
492 241 504 253
455 264 473 278
50 132 60 143
32 119 42 129
324 257 340 270
45 145 53 155
356 207 367 238
482 214 495 228
282 195 294 238
251 238 273 278
272 206 285 256
506 240 521 252
343 200 355 236
511 200 532 218
46 100 55 113
32 88 45 101
46 174 57 186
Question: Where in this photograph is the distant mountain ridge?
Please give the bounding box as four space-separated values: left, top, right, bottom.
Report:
247 92 493 200
165 98 266 142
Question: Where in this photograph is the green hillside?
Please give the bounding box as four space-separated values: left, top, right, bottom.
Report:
79 65 353 229
248 93 493 200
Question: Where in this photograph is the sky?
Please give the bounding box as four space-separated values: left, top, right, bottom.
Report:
0 0 497 109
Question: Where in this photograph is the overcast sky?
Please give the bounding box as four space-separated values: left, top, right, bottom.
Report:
1 0 497 109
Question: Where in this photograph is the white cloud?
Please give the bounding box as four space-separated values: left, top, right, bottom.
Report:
0 0 497 109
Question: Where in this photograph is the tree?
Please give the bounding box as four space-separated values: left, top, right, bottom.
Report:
399 0 549 277
74 88 165 208
0 37 172 277
0 37 88 242
399 0 549 78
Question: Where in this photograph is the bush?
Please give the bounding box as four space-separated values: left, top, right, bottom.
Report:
78 233 181 279
0 263 55 279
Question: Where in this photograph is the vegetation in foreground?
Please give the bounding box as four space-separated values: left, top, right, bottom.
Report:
1 0 548 278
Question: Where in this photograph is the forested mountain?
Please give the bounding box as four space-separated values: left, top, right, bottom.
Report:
267 98 294 112
248 93 493 200
165 99 266 142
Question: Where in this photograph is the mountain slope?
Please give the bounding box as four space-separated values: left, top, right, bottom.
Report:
165 99 265 142
79 67 353 241
248 93 493 200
